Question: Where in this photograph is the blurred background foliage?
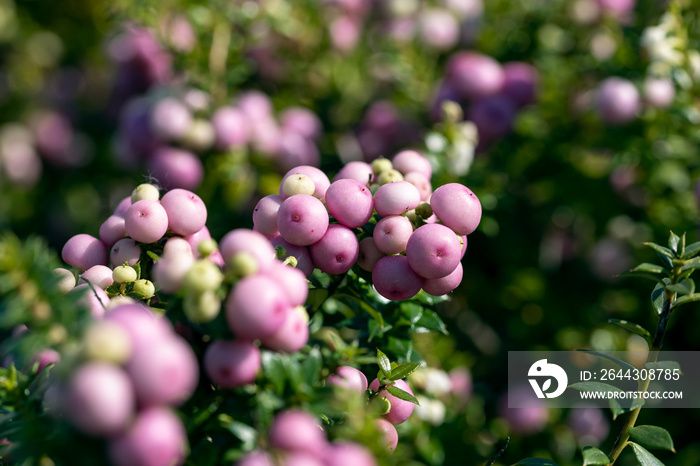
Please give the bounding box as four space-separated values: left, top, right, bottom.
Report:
2 0 700 464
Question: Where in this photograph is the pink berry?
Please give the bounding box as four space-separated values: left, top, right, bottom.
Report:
498 384 548 434
105 304 172 351
236 451 273 466
333 161 373 185
150 98 192 141
391 150 432 179
445 51 505 100
127 336 198 407
325 179 374 229
502 61 539 108
372 255 424 301
280 166 330 202
323 442 377 466
212 106 250 149
373 181 421 217
79 265 114 290
430 183 482 235
113 196 132 217
225 275 290 340
309 224 359 275
357 237 385 272
108 407 187 466
71 283 109 318
261 308 309 353
265 262 308 306
373 215 413 255
403 172 432 201
99 215 127 248
32 349 60 374
148 146 203 191
269 410 326 456
204 340 261 388
270 236 314 277
422 261 463 296
220 229 277 272
277 194 329 246
160 188 207 236
596 77 640 125
406 224 462 279
369 378 415 425
253 194 283 237
65 363 135 436
111 238 142 267
326 366 368 394
124 200 169 244
374 418 398 452
62 234 108 271
279 107 322 141
644 77 675 109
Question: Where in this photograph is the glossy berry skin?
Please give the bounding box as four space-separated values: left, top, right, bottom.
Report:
374 418 398 452
65 363 135 436
261 307 309 353
596 77 640 125
369 378 415 425
204 340 261 388
326 366 368 394
406 224 462 279
80 265 115 290
445 52 505 100
357 237 385 272
111 238 142 267
372 255 424 301
252 195 283 237
404 172 432 201
373 215 413 255
422 261 463 296
62 234 108 271
430 183 482 235
323 442 378 466
277 194 329 246
279 166 330 201
391 150 432 179
108 407 187 466
373 181 421 217
220 229 277 272
225 275 290 340
127 336 199 407
325 179 374 229
160 189 207 236
99 215 127 248
124 200 169 244
269 236 315 277
269 410 326 457
309 224 359 275
334 161 374 185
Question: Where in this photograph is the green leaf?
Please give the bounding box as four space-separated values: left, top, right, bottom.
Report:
680 258 700 272
582 446 612 465
261 352 286 395
146 250 161 262
608 319 651 341
221 419 257 450
681 241 700 259
386 385 420 405
400 301 423 325
629 426 675 452
307 289 329 312
575 349 637 372
618 271 665 285
512 459 560 466
669 232 681 254
671 293 700 310
656 252 674 270
644 360 680 371
389 362 422 381
644 242 674 259
651 282 667 315
377 349 392 379
633 263 667 274
301 347 322 386
630 442 666 466
415 309 448 335
666 279 695 296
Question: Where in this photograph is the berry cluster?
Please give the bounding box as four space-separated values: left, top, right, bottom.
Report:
254 150 481 301
49 303 197 466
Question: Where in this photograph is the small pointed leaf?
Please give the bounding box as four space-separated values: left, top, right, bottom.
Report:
618 271 665 285
681 241 700 259
630 442 666 466
633 263 667 274
629 426 675 452
386 385 420 405
669 232 681 254
376 349 392 379
672 294 700 310
582 446 612 465
651 283 666 315
608 319 651 341
389 362 422 381
512 459 559 466
666 279 694 296
644 242 674 258
681 258 700 272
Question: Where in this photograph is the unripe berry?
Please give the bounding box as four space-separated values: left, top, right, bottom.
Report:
369 378 415 425
373 396 392 415
228 251 259 278
113 265 138 284
183 290 221 323
184 260 223 293
371 158 393 176
197 238 218 257
376 169 404 185
279 166 330 202
415 202 433 219
132 279 155 299
52 268 75 294
282 173 316 197
83 321 133 364
131 183 160 203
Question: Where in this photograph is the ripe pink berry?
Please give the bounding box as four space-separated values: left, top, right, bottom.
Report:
124 200 169 244
422 261 463 296
323 442 377 466
265 262 308 306
236 451 273 466
406 224 462 279
148 146 204 191
62 234 108 271
150 98 192 141
369 378 415 425
111 238 141 267
403 172 432 201
99 215 127 248
105 304 173 352
333 161 373 185
79 265 114 290
326 366 368 394
372 255 424 301
430 183 482 235
108 407 187 466
127 336 199 407
204 340 261 388
445 51 505 100
357 237 385 272
225 275 290 340
113 196 132 218
270 236 315 277
374 418 398 452
220 229 277 272
373 181 421 217
212 106 250 149
261 308 309 353
64 362 135 436
373 215 414 255
160 188 207 236
277 194 329 246
280 166 330 202
32 349 60 374
253 195 283 237
325 179 374 229
269 410 326 456
596 77 640 126
71 283 109 318
309 224 359 275
279 107 323 141
391 150 432 179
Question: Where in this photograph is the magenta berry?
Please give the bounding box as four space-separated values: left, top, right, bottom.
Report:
277 194 329 246
62 234 108 271
99 215 127 248
160 188 207 236
502 61 539 107
446 52 505 100
252 194 283 237
111 238 142 267
261 308 309 353
124 199 169 244
79 265 115 290
372 255 424 301
406 224 462 279
269 410 326 456
325 179 374 229
374 418 398 452
430 183 482 235
326 366 368 394
369 378 415 425
373 215 414 255
220 229 277 272
422 262 463 296
373 181 421 217
225 275 290 340
309 224 359 275
204 340 261 388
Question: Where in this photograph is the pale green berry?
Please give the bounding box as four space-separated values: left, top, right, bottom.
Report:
183 290 221 323
184 259 224 293
293 305 309 324
374 396 392 415
228 251 259 278
83 321 132 364
132 279 155 299
371 158 393 176
107 295 136 309
113 265 137 284
282 174 315 197
376 169 404 185
441 100 463 123
197 238 218 258
415 202 433 219
404 209 418 223
53 268 76 294
131 183 160 203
